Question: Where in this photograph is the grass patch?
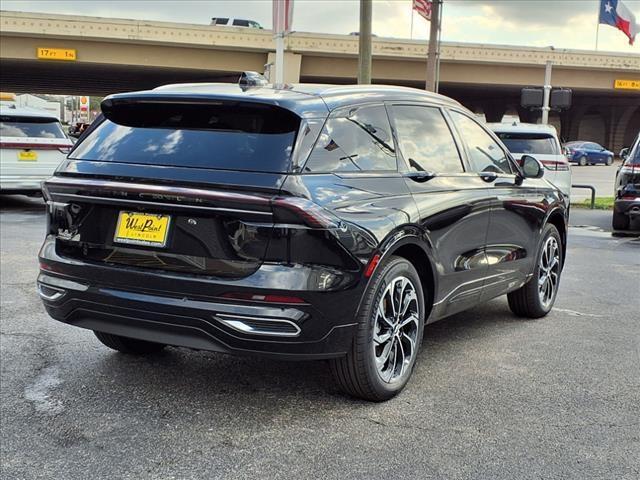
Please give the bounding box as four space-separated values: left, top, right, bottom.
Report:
572 196 615 210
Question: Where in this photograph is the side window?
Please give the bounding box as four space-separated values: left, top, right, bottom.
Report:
450 111 512 174
233 19 250 27
390 105 463 174
304 105 397 172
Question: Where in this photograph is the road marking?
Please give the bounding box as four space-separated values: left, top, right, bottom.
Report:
553 307 604 317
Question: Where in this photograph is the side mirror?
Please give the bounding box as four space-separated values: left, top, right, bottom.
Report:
620 147 629 159
520 155 544 179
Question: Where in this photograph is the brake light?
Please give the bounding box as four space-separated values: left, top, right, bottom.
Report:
540 160 570 171
58 146 72 154
220 292 306 304
271 197 340 229
620 164 637 175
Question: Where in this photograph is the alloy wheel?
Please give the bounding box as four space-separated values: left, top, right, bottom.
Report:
538 236 560 309
372 276 420 383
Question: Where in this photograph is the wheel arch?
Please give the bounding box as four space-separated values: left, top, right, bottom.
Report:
545 208 567 268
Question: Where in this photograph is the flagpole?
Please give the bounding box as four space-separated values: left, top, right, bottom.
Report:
595 1 600 50
435 0 443 93
410 1 414 39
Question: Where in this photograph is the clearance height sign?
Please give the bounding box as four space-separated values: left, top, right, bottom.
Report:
36 47 77 61
614 79 640 90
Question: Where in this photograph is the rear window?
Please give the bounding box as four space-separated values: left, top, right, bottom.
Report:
0 115 66 139
70 102 301 173
496 132 559 155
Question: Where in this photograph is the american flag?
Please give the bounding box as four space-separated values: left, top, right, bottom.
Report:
413 0 432 22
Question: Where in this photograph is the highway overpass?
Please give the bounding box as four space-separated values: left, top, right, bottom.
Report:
1 11 639 150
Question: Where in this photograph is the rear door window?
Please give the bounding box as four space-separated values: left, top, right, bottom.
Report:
390 105 463 174
233 19 250 27
450 111 512 174
303 105 397 172
495 133 560 155
70 102 301 173
0 115 66 139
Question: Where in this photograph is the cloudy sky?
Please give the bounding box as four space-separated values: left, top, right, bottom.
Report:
2 0 639 53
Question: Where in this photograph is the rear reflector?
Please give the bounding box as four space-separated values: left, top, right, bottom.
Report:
364 254 381 278
220 292 306 304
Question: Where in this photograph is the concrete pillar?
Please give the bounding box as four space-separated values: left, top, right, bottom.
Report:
267 51 302 84
483 103 506 123
612 105 640 153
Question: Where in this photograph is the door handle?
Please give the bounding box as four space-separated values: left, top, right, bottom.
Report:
480 172 498 182
404 171 437 183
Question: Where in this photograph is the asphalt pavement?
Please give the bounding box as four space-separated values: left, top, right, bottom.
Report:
1 196 639 480
570 160 621 202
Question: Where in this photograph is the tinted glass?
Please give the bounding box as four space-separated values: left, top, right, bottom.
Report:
304 105 396 172
587 142 601 150
496 133 559 155
70 103 300 173
391 106 463 174
0 116 66 139
212 17 229 25
630 141 640 164
450 112 512 173
233 19 250 26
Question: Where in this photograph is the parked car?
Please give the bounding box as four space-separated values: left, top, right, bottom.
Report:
613 132 640 230
489 122 571 196
37 82 568 401
0 107 73 195
210 17 263 28
564 141 614 166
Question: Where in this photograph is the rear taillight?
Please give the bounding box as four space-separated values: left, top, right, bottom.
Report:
220 292 306 304
620 164 638 175
540 160 570 171
58 146 72 154
271 197 341 229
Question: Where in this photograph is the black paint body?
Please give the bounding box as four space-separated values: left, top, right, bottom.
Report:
38 84 568 360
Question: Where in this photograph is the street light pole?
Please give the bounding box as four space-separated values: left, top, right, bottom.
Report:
357 0 372 84
425 0 441 92
541 60 552 124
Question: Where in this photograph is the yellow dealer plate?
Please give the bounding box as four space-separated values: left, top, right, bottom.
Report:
36 47 77 61
18 151 38 161
114 212 171 247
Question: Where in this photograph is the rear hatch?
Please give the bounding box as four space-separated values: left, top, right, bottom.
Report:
45 96 305 279
0 113 72 182
494 130 570 192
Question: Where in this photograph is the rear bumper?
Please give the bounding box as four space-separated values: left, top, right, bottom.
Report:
0 175 46 193
614 198 640 217
38 236 362 360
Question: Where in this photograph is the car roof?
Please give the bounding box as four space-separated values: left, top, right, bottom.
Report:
0 106 60 120
103 83 463 119
487 122 558 135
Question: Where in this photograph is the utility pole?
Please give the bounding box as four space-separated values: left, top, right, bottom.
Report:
357 0 372 84
541 60 552 124
425 0 441 92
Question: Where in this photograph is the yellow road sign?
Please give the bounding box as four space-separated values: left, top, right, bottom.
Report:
614 79 640 90
36 48 77 61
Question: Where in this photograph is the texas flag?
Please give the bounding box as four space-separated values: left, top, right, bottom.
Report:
599 0 639 45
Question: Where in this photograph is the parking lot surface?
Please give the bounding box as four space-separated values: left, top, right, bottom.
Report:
1 196 639 480
570 160 621 201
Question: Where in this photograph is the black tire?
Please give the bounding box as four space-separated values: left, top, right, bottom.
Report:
578 156 587 166
329 256 425 402
508 224 563 319
94 331 166 354
612 211 629 231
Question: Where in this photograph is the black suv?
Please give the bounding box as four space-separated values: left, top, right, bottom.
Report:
614 133 640 231
38 82 568 401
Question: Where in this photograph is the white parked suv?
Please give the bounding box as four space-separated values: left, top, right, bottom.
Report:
489 122 571 196
0 107 73 194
